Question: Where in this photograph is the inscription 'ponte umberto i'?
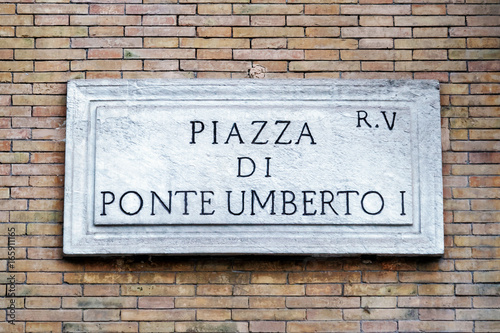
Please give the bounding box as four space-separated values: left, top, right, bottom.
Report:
63 79 443 255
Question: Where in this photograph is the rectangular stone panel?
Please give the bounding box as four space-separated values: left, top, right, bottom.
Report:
64 79 443 255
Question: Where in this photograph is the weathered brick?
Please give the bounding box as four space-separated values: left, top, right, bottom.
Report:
249 297 285 308
305 27 340 37
289 38 357 49
64 272 139 284
234 49 303 60
71 15 141 26
196 27 232 38
63 323 138 333
179 15 249 26
474 297 500 308
467 16 500 27
197 309 231 321
17 27 87 38
122 285 195 296
122 309 195 321
248 272 286 284
251 16 285 26
362 321 397 333
400 272 472 283
84 309 120 321
198 4 232 15
346 284 417 296
137 297 174 309
175 322 248 333
234 285 304 296
476 322 500 333
176 296 248 308
126 27 196 37
234 4 303 14
287 296 360 308
342 50 411 60
450 49 500 60
396 61 466 72
399 296 471 308
15 49 86 61
342 4 410 14
288 16 357 27
181 60 250 72
71 60 142 71
234 309 305 320
450 27 500 37
457 309 500 320
349 308 418 320
0 38 34 49
305 5 339 14
287 322 359 333
90 27 124 37
197 285 233 296
84 285 120 297
180 38 248 49
72 38 142 48
234 27 303 37
395 16 464 26
343 27 411 38
26 297 61 309
396 38 466 49
456 284 500 296
125 48 195 59
26 272 62 284
249 321 285 333
448 4 500 15
89 4 124 15
359 16 393 26
474 272 500 283
290 61 360 71
399 321 473 332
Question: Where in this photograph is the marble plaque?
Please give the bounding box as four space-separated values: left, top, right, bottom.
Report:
64 79 443 255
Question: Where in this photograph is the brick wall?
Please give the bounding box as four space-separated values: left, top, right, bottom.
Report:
1 0 499 332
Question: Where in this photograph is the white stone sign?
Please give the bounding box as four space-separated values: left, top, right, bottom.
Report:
64 79 443 255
